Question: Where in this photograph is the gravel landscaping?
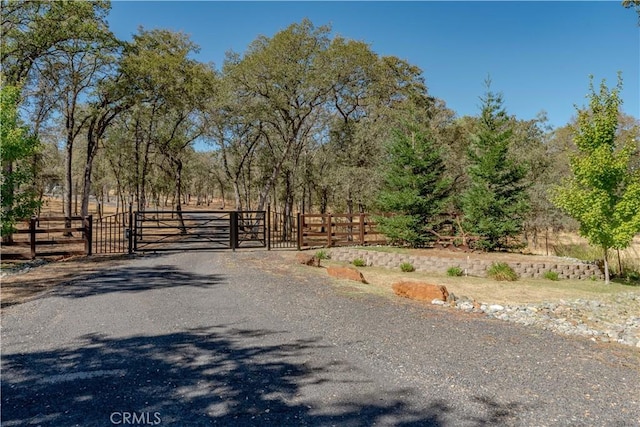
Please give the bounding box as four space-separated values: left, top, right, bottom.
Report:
438 293 640 347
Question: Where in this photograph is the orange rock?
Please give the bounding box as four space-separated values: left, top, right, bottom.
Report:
326 266 367 283
392 281 449 302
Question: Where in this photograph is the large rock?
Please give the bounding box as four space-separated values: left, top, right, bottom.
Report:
392 281 449 302
326 266 367 283
296 253 320 267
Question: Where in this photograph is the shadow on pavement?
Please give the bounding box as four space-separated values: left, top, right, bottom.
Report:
50 265 225 299
0 325 524 426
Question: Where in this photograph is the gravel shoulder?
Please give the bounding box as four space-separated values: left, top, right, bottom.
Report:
2 250 640 426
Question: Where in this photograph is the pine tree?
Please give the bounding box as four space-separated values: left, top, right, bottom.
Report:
375 126 451 247
461 87 529 250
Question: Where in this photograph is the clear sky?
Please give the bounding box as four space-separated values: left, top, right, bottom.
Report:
107 1 639 129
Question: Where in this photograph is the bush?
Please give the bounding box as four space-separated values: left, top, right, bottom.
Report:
315 250 330 260
447 266 464 277
487 262 518 281
400 262 415 272
543 270 560 281
352 258 366 267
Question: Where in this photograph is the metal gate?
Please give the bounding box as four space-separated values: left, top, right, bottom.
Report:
93 211 131 254
268 208 299 249
133 210 266 252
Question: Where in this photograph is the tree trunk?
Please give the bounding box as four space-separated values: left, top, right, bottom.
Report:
603 247 610 285
81 139 98 218
64 138 73 235
233 180 243 211
174 159 186 234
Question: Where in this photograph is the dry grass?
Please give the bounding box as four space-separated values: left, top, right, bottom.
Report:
317 260 640 306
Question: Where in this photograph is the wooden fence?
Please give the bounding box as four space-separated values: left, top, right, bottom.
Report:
298 213 386 248
2 216 93 260
2 212 387 259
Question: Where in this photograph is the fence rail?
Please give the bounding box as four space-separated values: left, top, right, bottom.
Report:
1 211 387 260
299 213 386 248
2 216 93 260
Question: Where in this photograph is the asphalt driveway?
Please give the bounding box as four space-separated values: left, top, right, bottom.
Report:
2 250 639 426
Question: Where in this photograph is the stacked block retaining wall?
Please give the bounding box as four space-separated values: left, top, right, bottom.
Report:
329 248 604 280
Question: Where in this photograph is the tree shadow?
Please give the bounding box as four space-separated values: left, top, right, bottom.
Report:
1 326 459 426
49 265 225 299
1 260 225 309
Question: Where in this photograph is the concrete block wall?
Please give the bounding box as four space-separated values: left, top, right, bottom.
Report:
328 248 604 280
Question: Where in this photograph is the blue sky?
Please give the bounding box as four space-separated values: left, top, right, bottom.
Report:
108 1 639 129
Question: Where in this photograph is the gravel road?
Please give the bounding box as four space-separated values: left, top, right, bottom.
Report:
2 250 639 426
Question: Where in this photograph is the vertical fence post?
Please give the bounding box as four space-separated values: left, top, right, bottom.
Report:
30 216 37 260
85 215 93 256
230 211 237 252
133 212 138 252
128 205 134 254
296 213 302 251
267 204 271 251
326 214 332 248
359 213 365 245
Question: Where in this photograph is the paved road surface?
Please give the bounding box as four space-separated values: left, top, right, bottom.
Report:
2 251 639 426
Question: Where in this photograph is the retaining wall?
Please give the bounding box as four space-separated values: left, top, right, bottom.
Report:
329 248 604 280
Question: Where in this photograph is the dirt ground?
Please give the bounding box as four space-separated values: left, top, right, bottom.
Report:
1 255 133 310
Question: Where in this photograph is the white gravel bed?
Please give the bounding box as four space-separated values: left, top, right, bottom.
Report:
436 292 640 347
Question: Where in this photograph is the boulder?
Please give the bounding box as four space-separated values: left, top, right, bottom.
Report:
326 266 367 283
392 281 449 302
296 253 320 267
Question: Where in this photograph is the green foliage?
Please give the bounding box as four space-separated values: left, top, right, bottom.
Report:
0 83 41 237
486 262 519 281
400 262 415 272
315 250 330 260
552 75 640 284
543 271 560 281
1 0 113 85
461 84 530 251
375 126 451 247
447 266 464 277
352 258 366 267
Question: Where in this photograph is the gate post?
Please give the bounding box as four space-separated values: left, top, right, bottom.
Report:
230 211 238 252
128 205 134 254
133 212 138 252
267 204 271 251
30 216 37 260
297 213 302 251
84 215 93 256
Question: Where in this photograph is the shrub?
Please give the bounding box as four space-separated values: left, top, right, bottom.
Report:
487 262 518 281
543 270 560 281
315 250 330 260
400 262 415 272
447 266 464 277
352 258 366 267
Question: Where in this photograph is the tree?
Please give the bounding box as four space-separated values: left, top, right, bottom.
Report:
1 0 112 85
223 19 334 214
552 75 640 284
375 125 451 247
1 83 40 237
461 83 529 250
622 0 640 24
